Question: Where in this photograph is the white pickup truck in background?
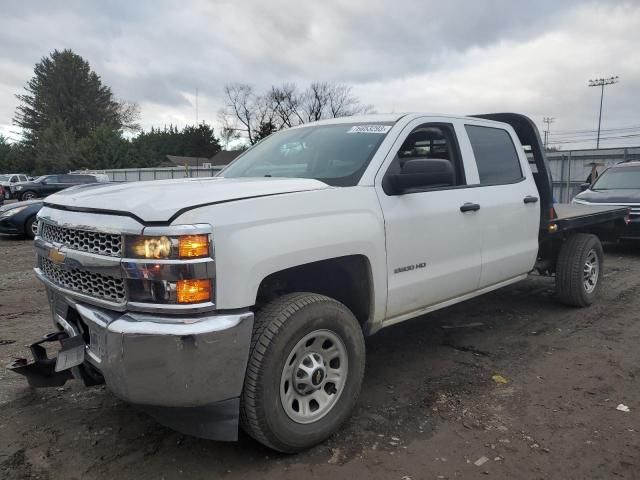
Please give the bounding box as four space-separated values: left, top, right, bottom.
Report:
10 113 629 452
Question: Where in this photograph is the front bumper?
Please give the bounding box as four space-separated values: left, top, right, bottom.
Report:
620 218 640 239
9 293 254 440
0 216 22 235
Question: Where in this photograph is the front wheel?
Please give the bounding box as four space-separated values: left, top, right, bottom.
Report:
240 293 365 452
24 215 38 239
555 233 604 307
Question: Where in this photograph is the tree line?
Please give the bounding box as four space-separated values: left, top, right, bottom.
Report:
0 49 373 175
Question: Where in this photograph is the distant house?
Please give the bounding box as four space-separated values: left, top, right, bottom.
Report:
210 150 242 166
163 151 242 169
163 155 210 168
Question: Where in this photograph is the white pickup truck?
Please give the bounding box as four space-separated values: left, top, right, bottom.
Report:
10 113 629 452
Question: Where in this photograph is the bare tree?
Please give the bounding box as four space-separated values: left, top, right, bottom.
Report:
221 81 374 145
217 109 241 149
116 100 142 133
222 83 257 144
267 83 303 128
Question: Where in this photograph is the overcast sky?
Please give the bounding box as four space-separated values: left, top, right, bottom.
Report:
1 0 638 149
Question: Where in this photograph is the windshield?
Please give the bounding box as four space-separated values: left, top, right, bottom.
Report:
33 176 46 183
592 167 640 190
221 123 393 186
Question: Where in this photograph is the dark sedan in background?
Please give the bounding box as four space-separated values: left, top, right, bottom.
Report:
0 200 43 238
11 173 106 200
573 161 640 239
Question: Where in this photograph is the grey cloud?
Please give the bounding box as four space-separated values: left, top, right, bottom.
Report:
0 0 636 146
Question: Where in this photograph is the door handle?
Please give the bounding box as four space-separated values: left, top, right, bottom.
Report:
460 202 481 212
523 196 539 204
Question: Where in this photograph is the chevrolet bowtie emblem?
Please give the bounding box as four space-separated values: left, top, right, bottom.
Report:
48 248 66 265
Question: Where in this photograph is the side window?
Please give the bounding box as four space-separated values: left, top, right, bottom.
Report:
45 175 59 183
10 176 17 183
465 125 523 185
383 123 465 194
19 175 27 182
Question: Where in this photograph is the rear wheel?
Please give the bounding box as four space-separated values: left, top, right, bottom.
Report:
240 293 365 452
556 233 603 307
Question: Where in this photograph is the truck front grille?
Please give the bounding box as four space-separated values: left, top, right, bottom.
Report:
40 221 122 257
40 257 126 303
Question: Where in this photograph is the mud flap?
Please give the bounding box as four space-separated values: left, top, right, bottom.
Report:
143 398 240 441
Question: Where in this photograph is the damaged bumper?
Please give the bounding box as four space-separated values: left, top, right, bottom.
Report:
9 294 254 441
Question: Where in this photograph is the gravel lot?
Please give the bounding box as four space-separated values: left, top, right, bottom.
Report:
1 235 639 479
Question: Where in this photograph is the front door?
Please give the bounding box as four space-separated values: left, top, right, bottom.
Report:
376 120 483 321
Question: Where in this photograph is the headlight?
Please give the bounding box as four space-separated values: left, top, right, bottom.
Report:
124 234 210 259
0 205 29 219
128 278 213 304
124 225 214 306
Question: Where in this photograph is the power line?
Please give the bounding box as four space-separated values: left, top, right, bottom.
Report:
547 132 640 145
588 75 619 149
551 125 640 136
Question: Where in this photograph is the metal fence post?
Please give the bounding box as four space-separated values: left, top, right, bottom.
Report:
566 151 572 203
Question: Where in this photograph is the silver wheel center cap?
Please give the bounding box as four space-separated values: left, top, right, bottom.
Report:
311 368 325 386
293 352 326 394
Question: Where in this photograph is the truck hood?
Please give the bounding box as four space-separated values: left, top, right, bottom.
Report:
45 177 331 223
576 188 640 204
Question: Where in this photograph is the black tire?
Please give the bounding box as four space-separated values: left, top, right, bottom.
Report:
20 191 37 201
240 292 365 453
24 215 37 239
556 233 603 307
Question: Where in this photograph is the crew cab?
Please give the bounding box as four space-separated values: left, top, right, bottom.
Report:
10 113 629 453
0 173 29 199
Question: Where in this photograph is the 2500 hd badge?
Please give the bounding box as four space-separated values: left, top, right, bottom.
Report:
394 262 427 274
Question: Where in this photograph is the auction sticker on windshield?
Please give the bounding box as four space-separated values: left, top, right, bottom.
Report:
347 125 392 134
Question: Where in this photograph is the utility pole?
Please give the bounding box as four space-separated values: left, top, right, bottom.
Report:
195 87 199 125
588 75 619 149
543 117 555 150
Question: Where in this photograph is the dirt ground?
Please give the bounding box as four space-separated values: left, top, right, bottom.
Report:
1 236 638 480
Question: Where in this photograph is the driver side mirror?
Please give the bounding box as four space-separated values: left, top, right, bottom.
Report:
387 158 455 195
580 182 590 192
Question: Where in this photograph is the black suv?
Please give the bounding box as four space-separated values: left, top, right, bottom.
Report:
13 174 102 201
573 161 640 239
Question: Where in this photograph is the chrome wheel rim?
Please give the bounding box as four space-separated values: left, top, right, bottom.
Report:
280 329 348 424
30 219 38 237
583 249 599 294
23 192 35 200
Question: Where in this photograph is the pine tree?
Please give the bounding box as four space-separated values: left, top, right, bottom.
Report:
14 49 123 142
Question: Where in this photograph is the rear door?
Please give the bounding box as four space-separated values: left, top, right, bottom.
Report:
375 118 483 321
462 122 540 287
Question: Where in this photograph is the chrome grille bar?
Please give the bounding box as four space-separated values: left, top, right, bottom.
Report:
40 221 122 257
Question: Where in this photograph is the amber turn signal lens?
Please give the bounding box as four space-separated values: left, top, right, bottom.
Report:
178 235 209 258
176 279 211 304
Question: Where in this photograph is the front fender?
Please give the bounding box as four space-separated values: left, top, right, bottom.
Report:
174 187 388 326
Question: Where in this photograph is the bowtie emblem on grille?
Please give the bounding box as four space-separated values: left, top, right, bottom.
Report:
48 248 67 266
